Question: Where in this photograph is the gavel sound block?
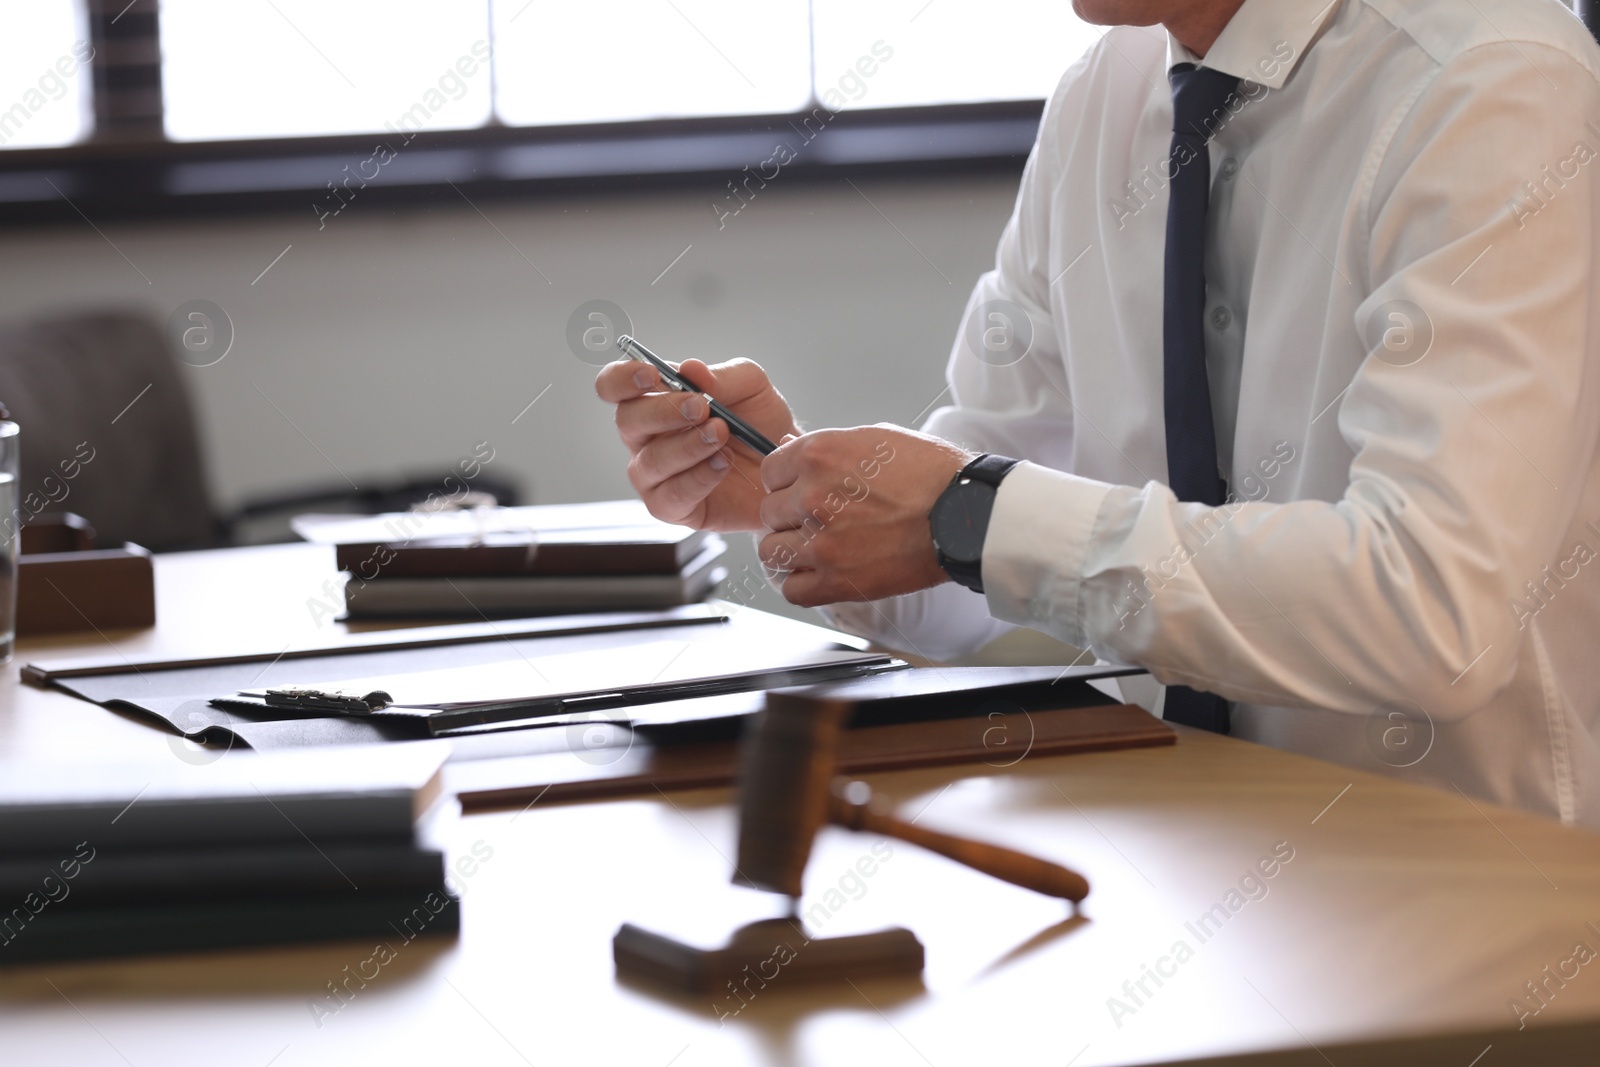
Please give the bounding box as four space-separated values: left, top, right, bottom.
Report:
613 691 1091 995
16 514 155 636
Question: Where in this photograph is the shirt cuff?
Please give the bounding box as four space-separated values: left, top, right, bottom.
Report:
982 461 1113 648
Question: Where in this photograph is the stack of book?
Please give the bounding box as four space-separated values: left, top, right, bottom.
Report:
0 743 457 964
296 500 727 620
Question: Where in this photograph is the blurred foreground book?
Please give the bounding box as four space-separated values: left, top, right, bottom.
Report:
0 743 457 963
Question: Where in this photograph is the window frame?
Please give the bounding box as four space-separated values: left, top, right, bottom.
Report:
2 0 1054 222
0 99 1042 223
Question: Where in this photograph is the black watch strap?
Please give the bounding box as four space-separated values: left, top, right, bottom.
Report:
940 556 984 594
934 453 1020 594
961 453 1021 489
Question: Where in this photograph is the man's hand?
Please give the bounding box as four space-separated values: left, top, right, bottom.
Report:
757 424 973 607
595 357 799 532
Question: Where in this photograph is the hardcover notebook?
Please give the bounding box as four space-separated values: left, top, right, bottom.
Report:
0 741 450 852
341 538 727 619
295 499 716 577
0 742 460 964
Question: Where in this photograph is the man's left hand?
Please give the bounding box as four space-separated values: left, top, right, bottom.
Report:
757 424 973 607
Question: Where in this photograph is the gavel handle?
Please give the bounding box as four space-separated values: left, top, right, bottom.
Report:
829 795 1090 903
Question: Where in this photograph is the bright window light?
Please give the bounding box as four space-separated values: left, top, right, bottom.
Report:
28 0 1087 153
810 0 1103 110
492 0 812 127
0 0 93 150
160 0 494 142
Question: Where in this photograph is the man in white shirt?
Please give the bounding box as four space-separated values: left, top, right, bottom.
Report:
596 0 1600 827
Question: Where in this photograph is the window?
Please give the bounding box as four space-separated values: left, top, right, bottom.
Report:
0 0 93 150
160 0 494 141
152 0 1097 143
810 0 1104 111
0 0 1105 217
492 0 813 127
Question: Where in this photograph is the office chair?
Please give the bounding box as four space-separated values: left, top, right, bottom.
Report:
0 312 215 551
0 311 519 551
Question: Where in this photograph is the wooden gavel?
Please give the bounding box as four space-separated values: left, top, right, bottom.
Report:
734 690 1090 904
828 781 1090 902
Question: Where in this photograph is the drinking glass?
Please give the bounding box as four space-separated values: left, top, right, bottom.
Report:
0 419 20 663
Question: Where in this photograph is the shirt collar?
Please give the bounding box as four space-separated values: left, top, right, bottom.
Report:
1165 0 1341 89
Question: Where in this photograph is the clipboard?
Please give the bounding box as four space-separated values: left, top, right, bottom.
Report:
218 644 903 734
20 604 735 686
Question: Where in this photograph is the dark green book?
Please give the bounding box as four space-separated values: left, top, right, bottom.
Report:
0 888 460 965
0 844 451 907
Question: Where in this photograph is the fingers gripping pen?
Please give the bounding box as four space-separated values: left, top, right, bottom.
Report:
616 334 779 457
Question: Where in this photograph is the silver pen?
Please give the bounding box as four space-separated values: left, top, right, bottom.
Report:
617 334 779 456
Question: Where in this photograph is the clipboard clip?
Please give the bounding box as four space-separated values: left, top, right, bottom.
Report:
261 685 393 715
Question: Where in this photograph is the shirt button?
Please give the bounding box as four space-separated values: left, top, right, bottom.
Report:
1210 306 1232 331
1219 157 1239 180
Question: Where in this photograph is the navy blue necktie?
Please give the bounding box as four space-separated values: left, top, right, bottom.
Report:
1161 63 1239 735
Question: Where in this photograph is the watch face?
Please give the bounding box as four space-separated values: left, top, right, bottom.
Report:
931 479 996 563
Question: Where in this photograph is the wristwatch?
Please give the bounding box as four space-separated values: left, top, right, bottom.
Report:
929 453 1020 594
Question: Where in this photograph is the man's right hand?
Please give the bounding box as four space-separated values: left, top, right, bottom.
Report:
595 356 799 532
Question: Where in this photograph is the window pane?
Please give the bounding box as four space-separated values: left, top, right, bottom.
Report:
0 0 92 150
493 0 811 127
160 0 493 142
811 0 1103 110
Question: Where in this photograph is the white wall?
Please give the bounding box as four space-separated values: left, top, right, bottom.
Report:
0 171 1022 619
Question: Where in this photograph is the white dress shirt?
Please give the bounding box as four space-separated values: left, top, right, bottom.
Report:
824 0 1600 827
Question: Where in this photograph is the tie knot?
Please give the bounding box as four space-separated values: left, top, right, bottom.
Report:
1169 63 1242 141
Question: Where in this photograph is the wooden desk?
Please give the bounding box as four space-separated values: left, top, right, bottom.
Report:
2 545 1598 1065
